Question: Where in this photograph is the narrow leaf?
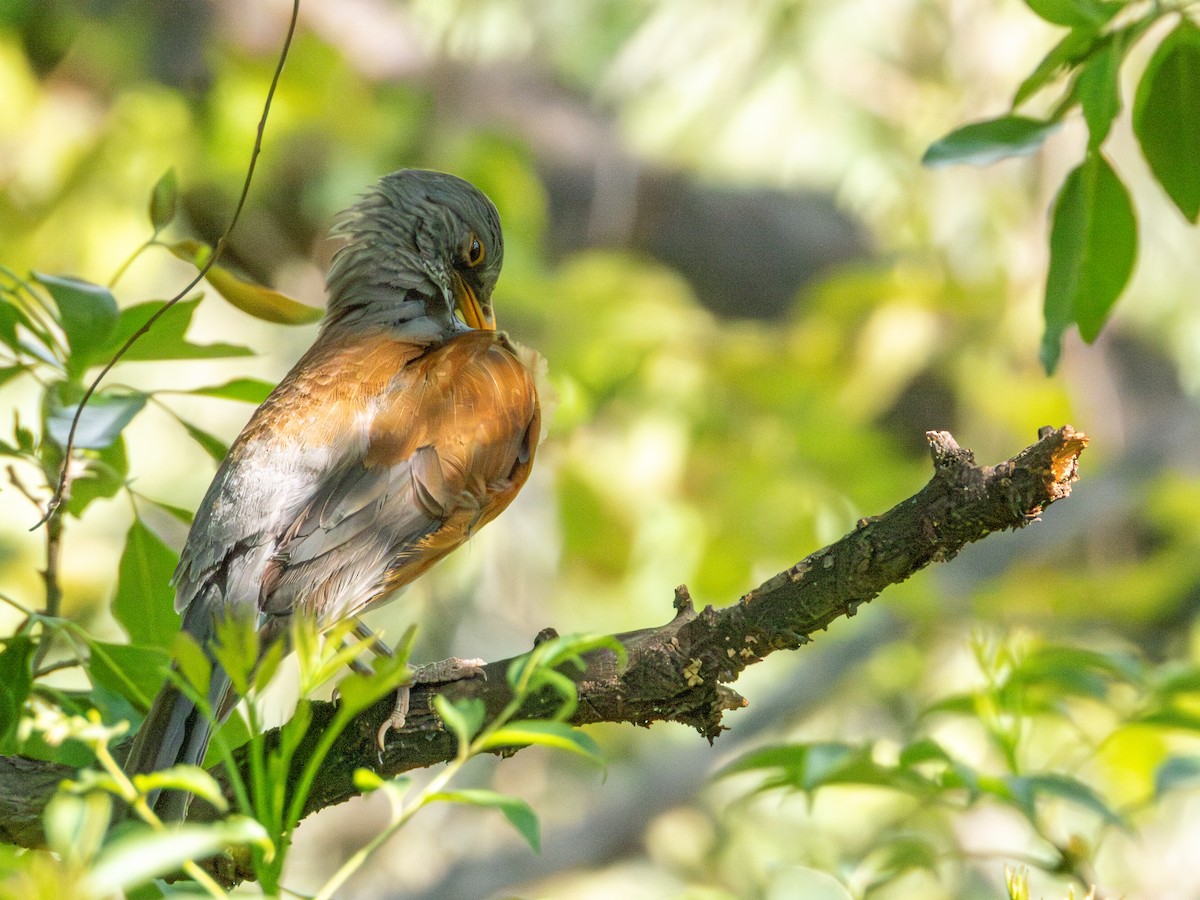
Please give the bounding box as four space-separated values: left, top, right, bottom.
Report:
922 116 1059 167
183 378 276 404
148 168 178 232
1133 19 1200 221
429 789 540 853
1076 33 1124 147
479 720 605 765
113 518 181 650
1014 26 1100 106
204 265 324 325
177 418 229 463
1041 152 1137 372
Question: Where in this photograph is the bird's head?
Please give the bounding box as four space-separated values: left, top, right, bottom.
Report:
324 169 504 338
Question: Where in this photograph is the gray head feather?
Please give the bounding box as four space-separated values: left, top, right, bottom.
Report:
323 169 504 338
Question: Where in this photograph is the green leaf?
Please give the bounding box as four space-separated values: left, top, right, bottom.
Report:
1133 19 1200 221
1013 26 1101 107
84 641 170 711
1024 0 1120 28
177 417 229 463
148 168 178 232
433 696 486 746
898 738 953 768
1155 756 1200 797
429 789 540 853
1041 151 1137 372
252 637 286 694
133 765 227 810
33 273 119 381
99 298 253 362
84 816 271 895
479 720 606 765
1076 31 1126 148
43 791 112 868
183 377 276 404
998 645 1141 713
112 519 181 651
210 616 260 700
922 116 1059 167
1006 773 1127 829
0 294 39 354
171 633 211 700
205 266 324 325
45 389 146 451
0 636 36 752
167 243 324 325
63 437 129 518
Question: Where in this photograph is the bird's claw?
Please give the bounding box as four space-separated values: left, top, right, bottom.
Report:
376 657 488 750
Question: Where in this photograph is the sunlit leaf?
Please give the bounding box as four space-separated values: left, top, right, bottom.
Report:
252 638 286 694
898 738 953 768
168 243 323 324
44 791 112 868
428 788 540 853
183 377 276 404
112 518 181 651
479 720 605 765
172 632 211 700
133 764 227 810
148 167 178 232
922 116 1059 167
1133 19 1200 221
210 616 260 700
1024 0 1120 28
99 298 253 362
433 695 485 746
33 273 118 381
1041 151 1136 372
84 816 271 894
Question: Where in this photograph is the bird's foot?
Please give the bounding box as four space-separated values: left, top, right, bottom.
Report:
376 657 487 749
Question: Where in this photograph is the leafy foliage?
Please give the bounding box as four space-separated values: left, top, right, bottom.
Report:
925 5 1200 371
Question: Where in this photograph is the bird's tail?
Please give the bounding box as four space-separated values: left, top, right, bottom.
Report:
122 608 230 823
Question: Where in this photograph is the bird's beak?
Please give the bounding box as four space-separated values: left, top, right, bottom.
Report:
453 275 495 330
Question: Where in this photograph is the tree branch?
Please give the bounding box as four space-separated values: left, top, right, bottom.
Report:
0 426 1088 866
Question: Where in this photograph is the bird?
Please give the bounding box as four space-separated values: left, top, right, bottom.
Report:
123 169 541 822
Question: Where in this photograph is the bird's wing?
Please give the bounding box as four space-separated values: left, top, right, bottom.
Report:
172 335 428 628
257 330 540 630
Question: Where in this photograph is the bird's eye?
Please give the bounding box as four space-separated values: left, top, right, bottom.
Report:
465 235 486 268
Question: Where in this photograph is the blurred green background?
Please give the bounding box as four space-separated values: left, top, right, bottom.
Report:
1 1 1198 897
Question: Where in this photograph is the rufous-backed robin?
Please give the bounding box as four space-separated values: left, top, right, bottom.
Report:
123 169 540 821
